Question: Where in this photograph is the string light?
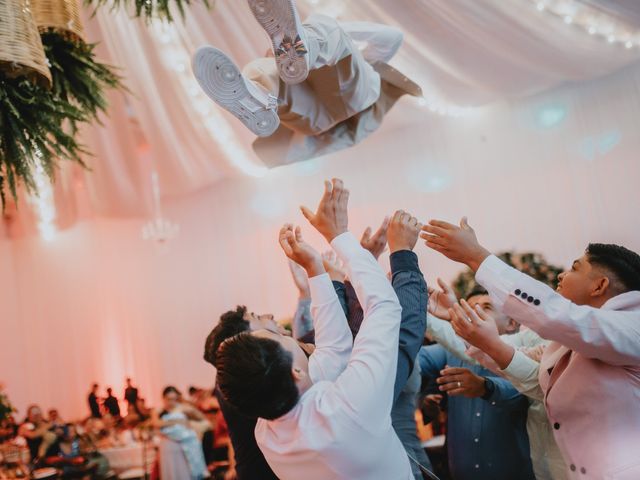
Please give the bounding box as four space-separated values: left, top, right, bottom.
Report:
27 150 56 242
530 0 640 50
149 21 267 177
415 96 476 118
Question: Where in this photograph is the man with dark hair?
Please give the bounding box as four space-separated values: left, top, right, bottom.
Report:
421 217 640 479
123 378 138 410
214 179 417 479
205 211 428 478
418 289 535 480
204 306 250 366
87 384 101 419
204 307 279 480
103 388 120 418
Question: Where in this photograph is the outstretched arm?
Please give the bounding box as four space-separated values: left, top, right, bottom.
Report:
301 179 402 426
421 218 640 366
387 210 428 402
278 220 352 384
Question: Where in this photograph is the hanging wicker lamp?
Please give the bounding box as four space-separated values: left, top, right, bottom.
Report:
31 0 85 43
0 0 51 87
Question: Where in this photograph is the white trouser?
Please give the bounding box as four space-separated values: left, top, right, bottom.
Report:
243 15 402 135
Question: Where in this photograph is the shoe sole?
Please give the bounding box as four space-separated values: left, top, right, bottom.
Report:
192 46 280 137
248 0 309 85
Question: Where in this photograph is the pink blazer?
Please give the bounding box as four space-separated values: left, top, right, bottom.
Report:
477 255 640 480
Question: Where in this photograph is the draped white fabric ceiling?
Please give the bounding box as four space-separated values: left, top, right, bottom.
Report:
8 0 639 229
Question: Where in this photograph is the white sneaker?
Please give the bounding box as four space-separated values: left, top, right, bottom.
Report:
248 0 310 85
192 46 280 137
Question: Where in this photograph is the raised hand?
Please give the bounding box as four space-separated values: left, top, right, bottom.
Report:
300 179 349 243
278 224 324 278
387 210 422 254
420 217 491 271
523 344 546 363
288 259 310 299
360 217 390 259
436 366 487 398
450 300 515 369
427 278 458 320
321 251 347 282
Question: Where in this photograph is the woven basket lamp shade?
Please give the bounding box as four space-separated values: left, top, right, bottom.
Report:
32 0 85 43
0 0 51 87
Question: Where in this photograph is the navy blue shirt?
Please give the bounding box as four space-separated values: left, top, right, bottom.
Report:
419 345 535 480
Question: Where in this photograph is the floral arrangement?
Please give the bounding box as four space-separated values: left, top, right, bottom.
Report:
452 251 564 299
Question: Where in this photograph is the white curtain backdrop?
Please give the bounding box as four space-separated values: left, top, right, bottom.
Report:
1 56 639 417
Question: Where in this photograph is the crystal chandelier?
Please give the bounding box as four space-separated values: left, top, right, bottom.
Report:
142 172 179 249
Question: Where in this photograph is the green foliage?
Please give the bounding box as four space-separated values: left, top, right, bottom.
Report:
0 391 15 422
452 251 564 299
0 33 125 207
0 76 87 207
41 32 125 128
85 0 210 22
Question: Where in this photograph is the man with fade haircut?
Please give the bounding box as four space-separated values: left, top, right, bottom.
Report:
214 178 418 479
421 217 640 480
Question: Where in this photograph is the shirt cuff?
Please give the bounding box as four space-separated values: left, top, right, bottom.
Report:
502 349 538 380
308 273 338 306
296 297 312 308
475 254 519 308
390 250 420 274
330 232 365 262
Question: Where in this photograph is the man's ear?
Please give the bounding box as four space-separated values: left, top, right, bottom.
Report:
505 318 519 334
590 275 610 298
291 367 307 383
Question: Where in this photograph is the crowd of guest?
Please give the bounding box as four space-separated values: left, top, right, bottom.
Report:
204 178 640 480
0 380 234 479
3 177 639 480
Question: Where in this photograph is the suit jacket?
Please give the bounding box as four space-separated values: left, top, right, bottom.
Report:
252 60 421 167
476 255 640 480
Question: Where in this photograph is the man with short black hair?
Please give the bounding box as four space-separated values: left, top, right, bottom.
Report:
418 289 535 480
204 306 279 480
421 217 640 479
88 384 101 419
215 179 416 479
103 388 120 418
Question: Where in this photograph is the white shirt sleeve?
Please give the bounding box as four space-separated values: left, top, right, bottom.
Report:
476 255 640 366
341 21 404 64
307 273 353 384
328 232 402 428
502 350 544 402
462 330 546 401
426 314 478 364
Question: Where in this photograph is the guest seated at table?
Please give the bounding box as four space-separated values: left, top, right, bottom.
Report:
0 414 18 442
47 409 64 429
152 386 209 480
43 423 112 480
17 405 56 462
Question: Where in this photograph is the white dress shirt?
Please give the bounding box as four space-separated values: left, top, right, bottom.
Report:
255 232 413 480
